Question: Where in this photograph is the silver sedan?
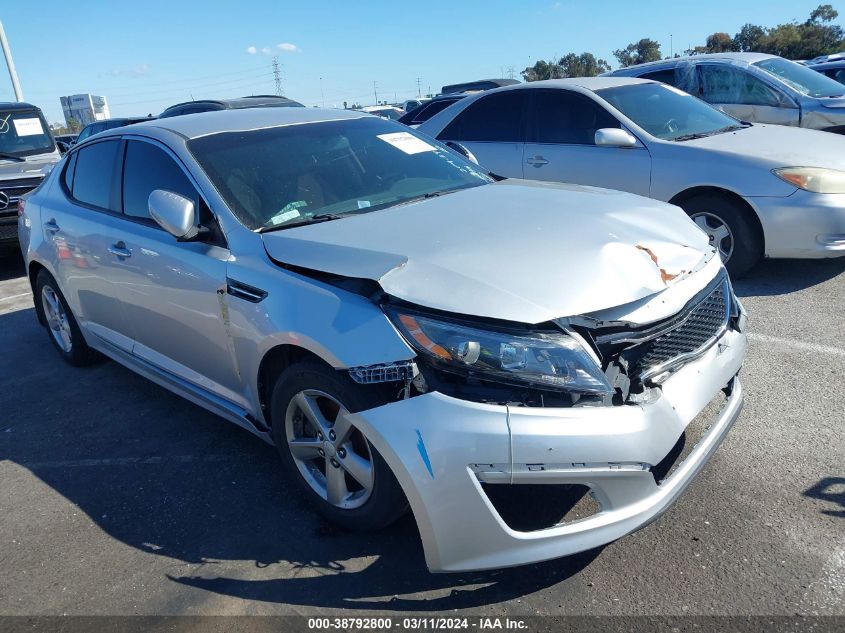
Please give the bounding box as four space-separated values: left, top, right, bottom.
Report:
19 107 745 571
419 77 845 276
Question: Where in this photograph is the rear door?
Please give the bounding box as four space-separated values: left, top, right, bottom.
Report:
435 91 528 178
45 138 135 351
522 89 652 196
697 64 800 126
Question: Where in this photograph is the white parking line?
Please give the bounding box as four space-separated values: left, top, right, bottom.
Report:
0 292 31 302
748 332 845 358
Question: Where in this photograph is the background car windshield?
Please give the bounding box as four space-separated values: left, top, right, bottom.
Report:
0 110 55 157
188 117 490 230
597 83 740 140
754 58 844 97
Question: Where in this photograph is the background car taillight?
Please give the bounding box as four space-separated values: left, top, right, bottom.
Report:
17 198 25 217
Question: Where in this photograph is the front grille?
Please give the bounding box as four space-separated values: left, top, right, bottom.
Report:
0 220 18 242
0 176 42 215
631 279 729 379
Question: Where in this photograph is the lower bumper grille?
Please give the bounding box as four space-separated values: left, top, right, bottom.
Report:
481 483 600 532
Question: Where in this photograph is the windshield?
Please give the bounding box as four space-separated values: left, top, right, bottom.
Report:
188 116 490 230
0 109 55 158
754 58 844 98
596 83 742 141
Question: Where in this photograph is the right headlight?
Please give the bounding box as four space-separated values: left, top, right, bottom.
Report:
772 167 845 193
384 307 613 395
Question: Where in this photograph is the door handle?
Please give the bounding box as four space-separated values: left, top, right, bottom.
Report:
44 219 60 234
108 242 132 259
527 155 549 167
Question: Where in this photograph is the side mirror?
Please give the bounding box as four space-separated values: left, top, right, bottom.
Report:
148 189 200 240
444 141 479 165
594 128 638 148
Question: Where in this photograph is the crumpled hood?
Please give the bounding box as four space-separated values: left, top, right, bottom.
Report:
682 124 845 169
261 180 714 324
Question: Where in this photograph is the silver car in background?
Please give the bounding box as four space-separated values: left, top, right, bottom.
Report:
608 53 845 133
19 108 746 572
419 77 845 276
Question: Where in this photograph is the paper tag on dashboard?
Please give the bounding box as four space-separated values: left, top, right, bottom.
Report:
13 118 45 136
377 132 435 155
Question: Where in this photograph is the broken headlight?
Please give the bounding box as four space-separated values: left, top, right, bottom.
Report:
384 307 613 395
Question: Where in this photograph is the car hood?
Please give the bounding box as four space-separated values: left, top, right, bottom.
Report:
681 124 845 168
0 151 59 181
261 180 715 324
818 96 845 109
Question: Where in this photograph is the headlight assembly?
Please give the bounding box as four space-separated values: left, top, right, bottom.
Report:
384 307 613 395
772 167 845 194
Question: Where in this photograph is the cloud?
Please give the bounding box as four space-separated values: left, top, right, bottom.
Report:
277 42 300 52
107 63 150 78
246 42 301 55
246 45 257 54
551 1 562 8
261 47 273 55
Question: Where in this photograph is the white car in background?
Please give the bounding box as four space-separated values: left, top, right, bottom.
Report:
419 77 845 276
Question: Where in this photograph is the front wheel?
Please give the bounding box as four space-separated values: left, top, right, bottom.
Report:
679 194 762 278
270 361 408 530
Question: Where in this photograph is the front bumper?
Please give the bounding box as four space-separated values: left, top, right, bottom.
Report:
345 328 746 572
747 190 845 258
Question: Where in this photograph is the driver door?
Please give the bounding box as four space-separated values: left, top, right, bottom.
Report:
697 64 800 126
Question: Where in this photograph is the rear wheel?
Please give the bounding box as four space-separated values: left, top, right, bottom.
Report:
679 193 762 277
270 361 408 530
35 270 100 366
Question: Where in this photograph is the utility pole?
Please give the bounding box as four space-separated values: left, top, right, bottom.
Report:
373 81 378 105
416 77 421 97
506 66 516 80
272 56 283 96
670 34 673 58
0 21 23 101
319 77 325 108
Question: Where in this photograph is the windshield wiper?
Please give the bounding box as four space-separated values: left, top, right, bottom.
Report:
672 124 747 142
0 152 25 162
671 132 712 142
257 213 345 233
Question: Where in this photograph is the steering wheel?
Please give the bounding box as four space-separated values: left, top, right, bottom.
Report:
662 118 680 136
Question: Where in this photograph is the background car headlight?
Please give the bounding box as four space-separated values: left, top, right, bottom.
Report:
772 167 845 193
384 308 613 395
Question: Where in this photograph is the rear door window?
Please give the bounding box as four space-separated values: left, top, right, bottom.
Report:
531 90 620 144
439 91 528 142
641 69 679 86
71 140 120 209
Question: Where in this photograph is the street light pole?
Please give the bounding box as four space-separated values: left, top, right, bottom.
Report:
0 21 23 101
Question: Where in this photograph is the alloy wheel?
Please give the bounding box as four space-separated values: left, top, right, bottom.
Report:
41 285 72 353
692 212 734 263
284 389 374 509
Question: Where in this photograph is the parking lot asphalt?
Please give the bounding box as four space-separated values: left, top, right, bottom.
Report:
0 252 843 617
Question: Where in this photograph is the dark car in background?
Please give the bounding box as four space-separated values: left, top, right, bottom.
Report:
398 79 520 127
0 101 60 252
75 117 154 145
158 95 304 118
808 60 845 85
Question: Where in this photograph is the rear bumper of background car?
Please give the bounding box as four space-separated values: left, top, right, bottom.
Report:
345 328 746 572
747 191 845 258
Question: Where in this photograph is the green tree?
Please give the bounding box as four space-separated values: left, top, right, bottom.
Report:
521 59 565 82
613 38 662 67
558 52 611 77
704 32 737 53
733 23 766 52
66 117 81 133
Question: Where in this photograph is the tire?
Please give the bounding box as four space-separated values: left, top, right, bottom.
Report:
270 360 408 530
679 193 762 278
34 270 100 366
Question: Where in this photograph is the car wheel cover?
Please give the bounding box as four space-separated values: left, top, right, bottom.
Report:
41 285 73 353
692 212 734 262
284 389 374 509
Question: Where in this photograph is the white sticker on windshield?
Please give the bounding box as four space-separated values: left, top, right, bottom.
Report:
357 200 371 209
377 132 435 155
13 117 45 136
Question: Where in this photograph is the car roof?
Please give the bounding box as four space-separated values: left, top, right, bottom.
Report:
506 77 653 91
0 102 45 111
808 60 845 70
612 52 776 73
161 95 304 113
123 107 371 140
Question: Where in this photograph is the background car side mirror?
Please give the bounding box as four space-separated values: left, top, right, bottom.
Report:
148 189 200 240
594 128 638 148
444 141 480 164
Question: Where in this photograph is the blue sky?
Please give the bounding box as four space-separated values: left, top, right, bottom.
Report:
2 0 842 124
